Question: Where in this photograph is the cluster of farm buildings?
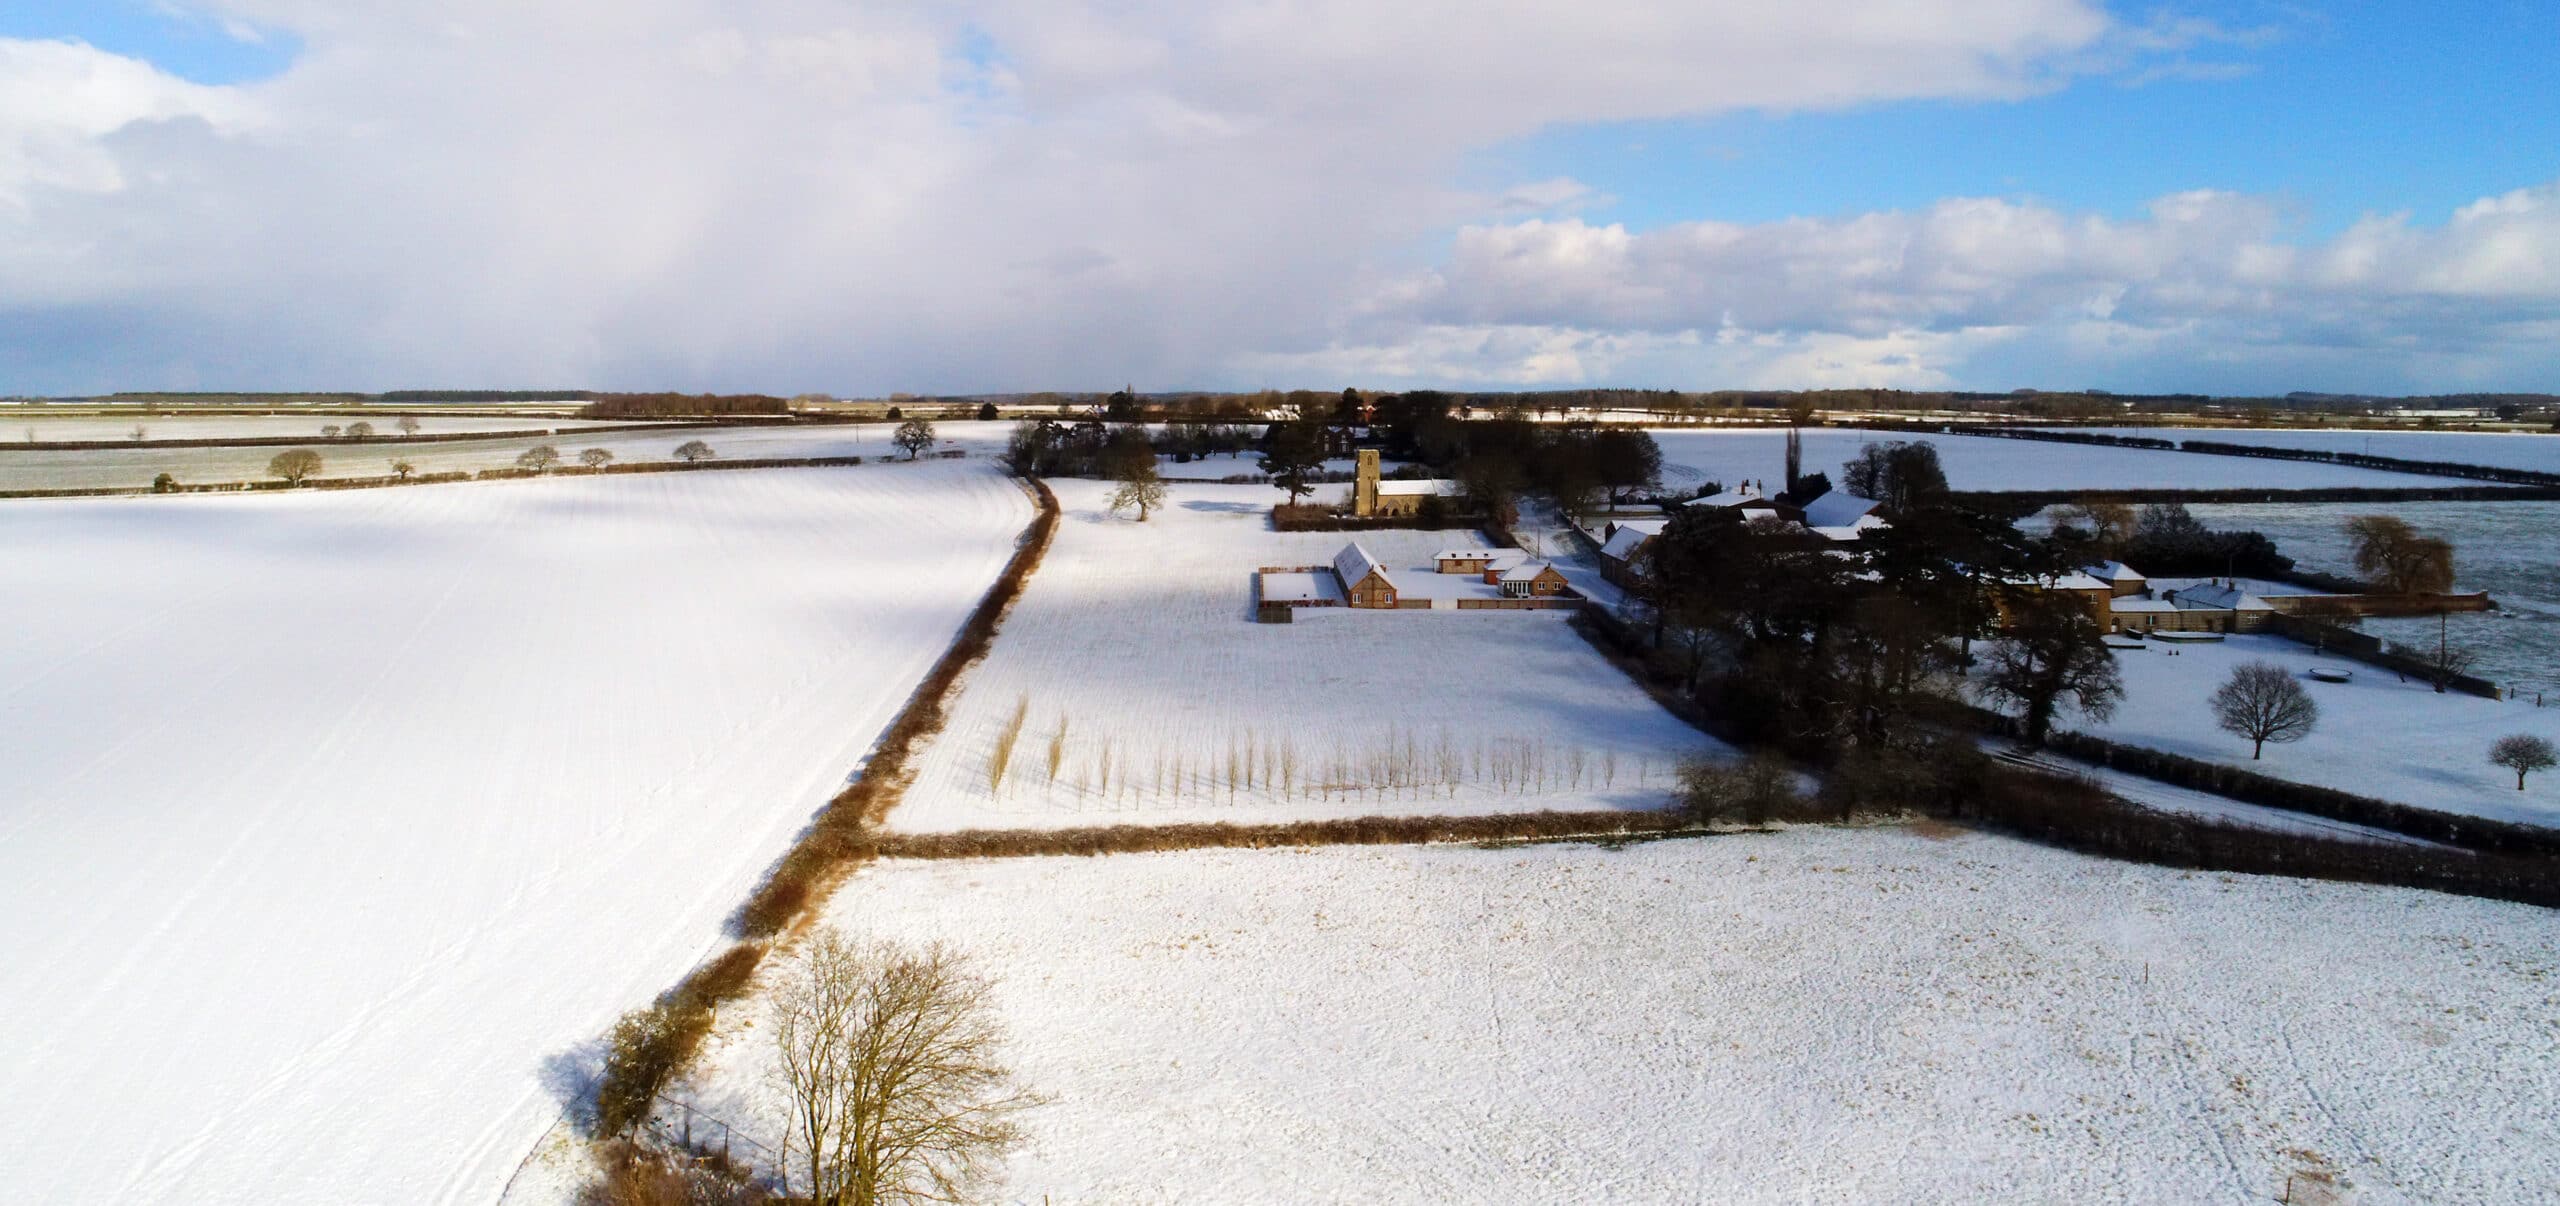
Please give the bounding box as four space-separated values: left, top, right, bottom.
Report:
1258 542 1573 617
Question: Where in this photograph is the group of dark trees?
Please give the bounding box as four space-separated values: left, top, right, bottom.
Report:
1003 419 1261 478
2047 499 2294 579
1631 441 2123 800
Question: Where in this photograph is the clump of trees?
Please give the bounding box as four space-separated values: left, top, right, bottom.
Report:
767 931 1033 1206
2491 735 2556 791
1839 440 1949 515
2209 661 2319 759
516 444 561 471
673 439 716 463
151 472 178 492
345 420 375 439
2052 500 2293 578
388 459 415 480
268 448 322 485
579 447 614 468
397 415 421 437
2348 515 2456 596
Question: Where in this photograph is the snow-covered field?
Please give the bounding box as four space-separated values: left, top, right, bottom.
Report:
1 413 640 442
660 830 2560 1204
0 464 1033 1202
1650 428 2474 494
2082 427 2560 476
0 419 1026 492
2066 633 2560 829
885 478 1723 833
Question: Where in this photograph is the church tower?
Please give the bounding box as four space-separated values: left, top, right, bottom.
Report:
1353 449 1381 517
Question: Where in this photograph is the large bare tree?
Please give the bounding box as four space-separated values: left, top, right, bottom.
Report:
2209 660 2319 759
769 931 1033 1206
2346 515 2456 596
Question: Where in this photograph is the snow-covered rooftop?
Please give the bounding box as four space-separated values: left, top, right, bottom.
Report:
1260 571 1334 604
2090 560 2147 583
1375 478 1459 497
1599 526 1654 561
1500 560 1558 582
2171 583 2275 612
1332 541 1393 590
1799 490 1883 529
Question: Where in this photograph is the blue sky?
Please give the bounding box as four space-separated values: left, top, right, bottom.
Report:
1475 1 2560 239
2 1 2556 394
0 0 296 85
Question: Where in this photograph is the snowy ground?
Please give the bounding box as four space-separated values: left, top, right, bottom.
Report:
2062 633 2560 829
1 414 648 443
0 419 1026 492
2081 427 2560 477
1649 428 2474 494
884 478 1723 833
0 463 1033 1203
656 830 2559 1204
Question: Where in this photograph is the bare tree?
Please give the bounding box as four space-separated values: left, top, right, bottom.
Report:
2209 661 2319 759
768 931 1033 1206
2391 621 2480 694
2490 735 2557 791
580 447 615 468
397 415 421 437
388 458 415 481
1107 461 1165 521
321 424 343 439
894 418 937 461
673 439 716 463
129 423 148 441
517 444 562 471
345 420 376 439
268 448 323 485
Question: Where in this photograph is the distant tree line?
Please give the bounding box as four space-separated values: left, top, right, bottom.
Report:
581 393 791 420
376 389 588 402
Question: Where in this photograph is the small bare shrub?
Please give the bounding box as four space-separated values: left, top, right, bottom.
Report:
1045 718 1067 784
987 695 1030 793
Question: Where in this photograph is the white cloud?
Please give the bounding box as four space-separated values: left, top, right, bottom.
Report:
1312 183 2560 391
0 39 252 205
0 1 2123 390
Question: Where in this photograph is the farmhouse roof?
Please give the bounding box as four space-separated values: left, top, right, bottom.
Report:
1500 560 1560 582
2109 598 2180 614
1332 542 1395 590
2089 560 2147 583
2040 571 2112 592
2171 583 2274 612
1684 485 1777 510
1798 491 1884 530
1599 526 1654 561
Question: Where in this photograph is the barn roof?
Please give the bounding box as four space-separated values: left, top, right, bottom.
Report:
2171 583 2274 612
1500 560 1560 582
2089 560 2147 583
1332 542 1395 590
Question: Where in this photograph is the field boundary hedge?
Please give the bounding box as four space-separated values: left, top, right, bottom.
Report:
1 419 737 453
0 453 888 500
1956 768 2560 908
2035 728 2560 855
862 809 1697 860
